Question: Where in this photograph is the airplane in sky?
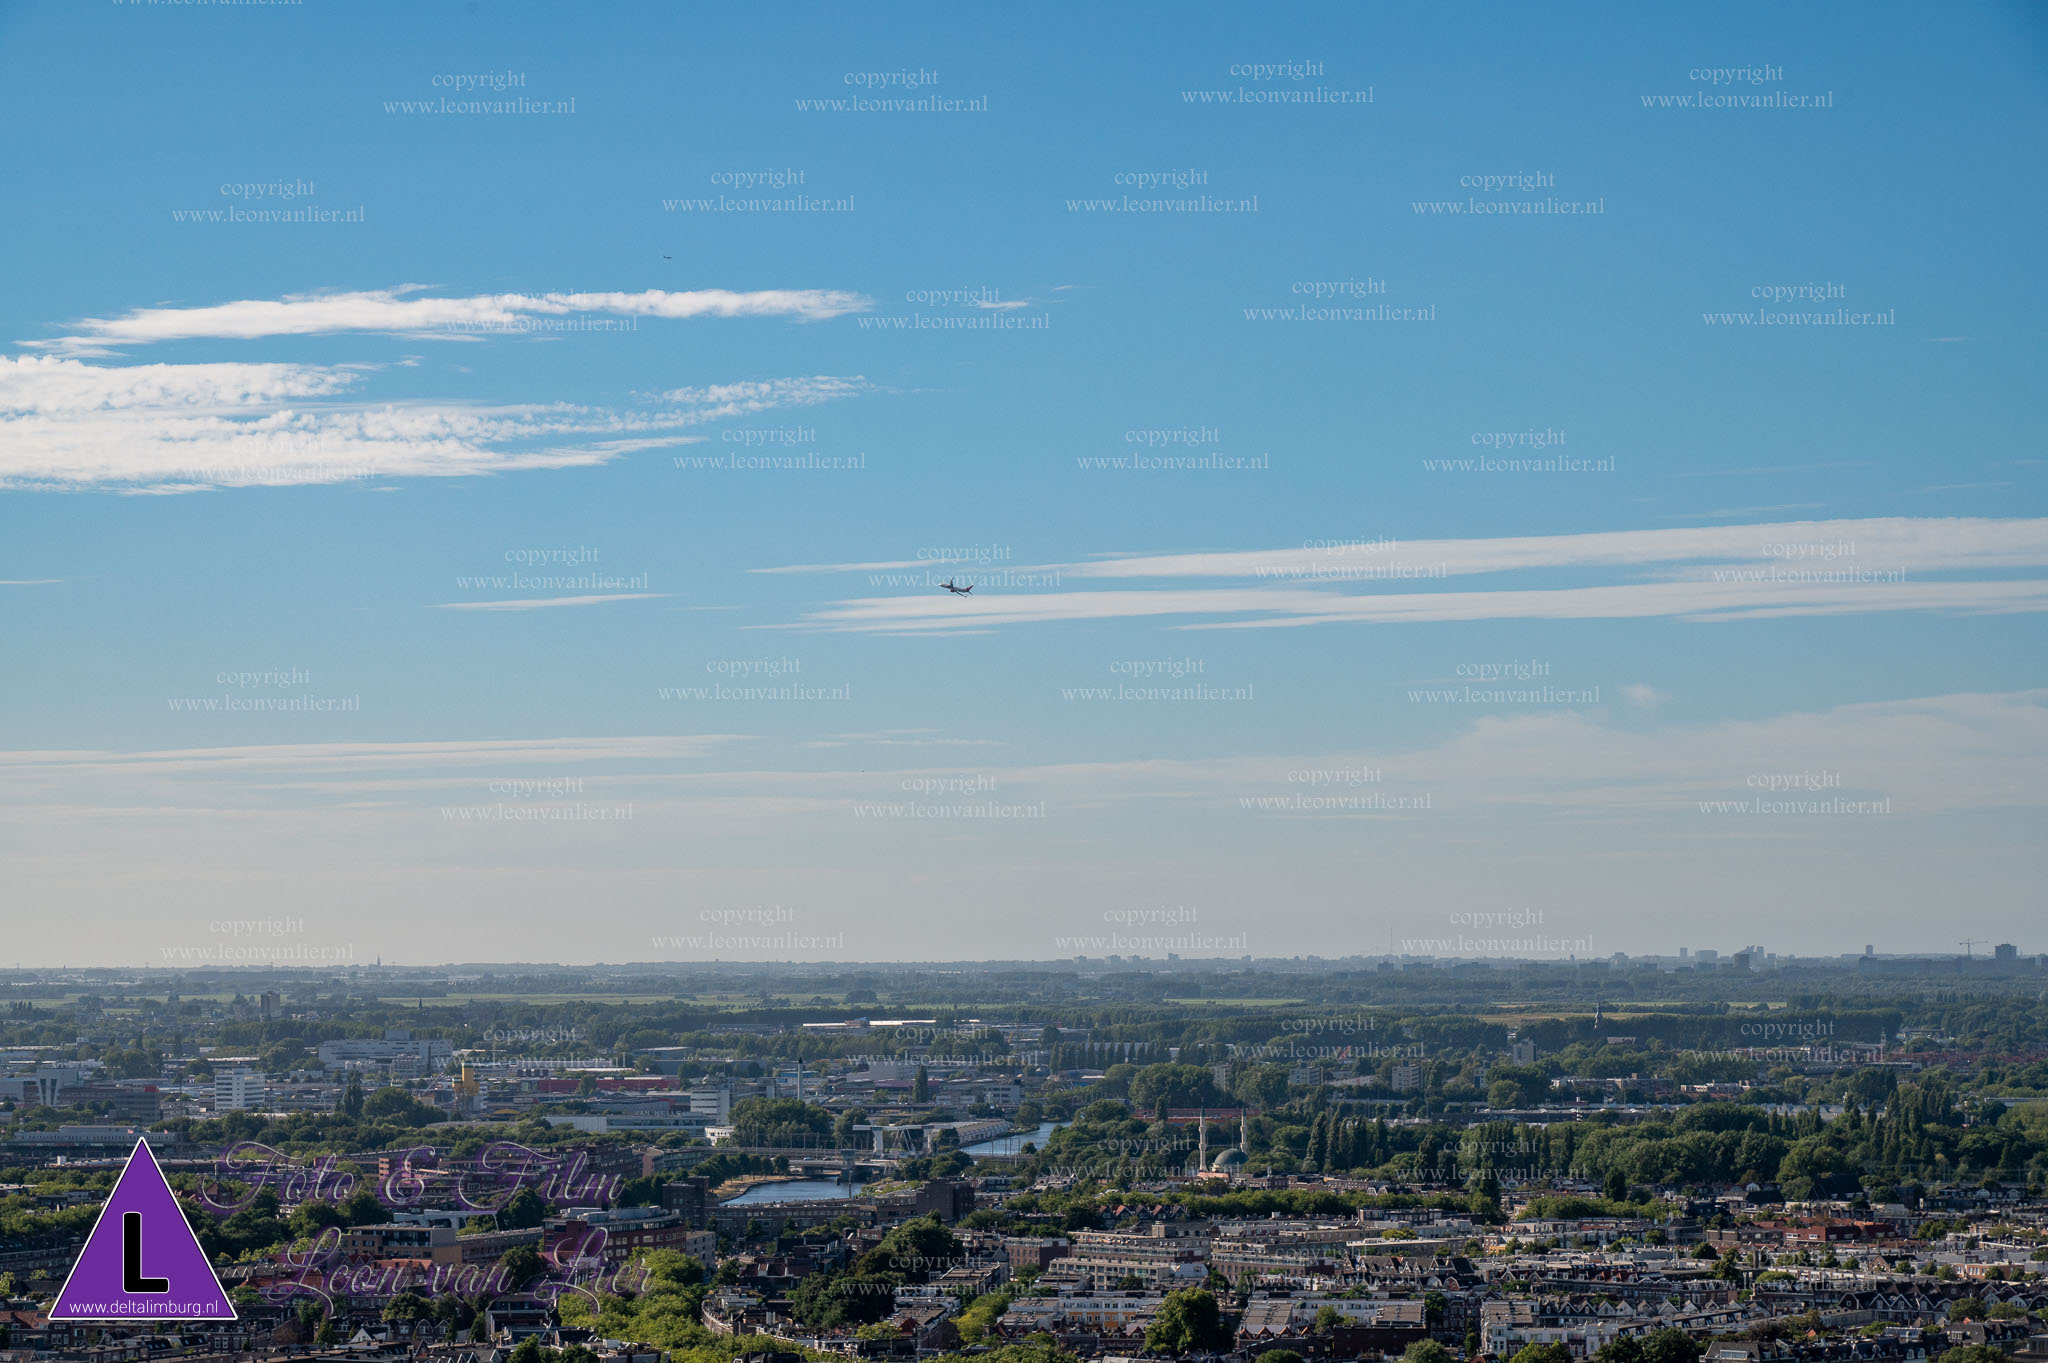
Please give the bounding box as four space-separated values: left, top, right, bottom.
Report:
938 580 973 595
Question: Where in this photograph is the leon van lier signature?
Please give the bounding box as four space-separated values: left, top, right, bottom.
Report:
253 1224 647 1311
199 1140 621 1215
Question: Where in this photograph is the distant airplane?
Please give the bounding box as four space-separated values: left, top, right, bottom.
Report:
662 254 672 259
939 580 973 595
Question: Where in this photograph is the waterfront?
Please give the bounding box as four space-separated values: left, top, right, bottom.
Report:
960 1120 1063 1156
722 1174 866 1203
717 1121 1063 1202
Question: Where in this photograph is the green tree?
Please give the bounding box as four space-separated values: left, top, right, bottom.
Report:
363 1086 437 1124
857 1214 961 1279
1145 1289 1231 1356
498 1187 548 1230
791 1269 903 1330
1470 1170 1502 1220
956 1288 1014 1343
1128 1063 1226 1113
288 1199 348 1238
729 1096 834 1145
641 1249 705 1287
1641 1327 1705 1363
1312 1305 1346 1334
913 1065 930 1103
1233 1064 1290 1110
1400 1342 1457 1363
497 1243 546 1289
1597 1326 1646 1358
1510 1346 1574 1363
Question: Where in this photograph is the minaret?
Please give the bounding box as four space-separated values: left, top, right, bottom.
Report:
1198 1108 1208 1172
1240 1108 1249 1153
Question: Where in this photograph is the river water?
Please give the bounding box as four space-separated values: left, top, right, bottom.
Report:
719 1121 1067 1203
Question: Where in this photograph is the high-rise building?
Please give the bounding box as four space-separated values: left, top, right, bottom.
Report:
213 1068 262 1112
1995 943 2018 962
316 1038 452 1067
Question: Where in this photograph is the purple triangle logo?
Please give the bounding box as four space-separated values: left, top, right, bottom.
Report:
50 1139 235 1321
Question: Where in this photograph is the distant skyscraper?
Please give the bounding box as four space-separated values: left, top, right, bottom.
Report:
213 1068 261 1112
1995 943 2017 962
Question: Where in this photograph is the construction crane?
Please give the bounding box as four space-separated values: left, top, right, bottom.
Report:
1959 939 1984 958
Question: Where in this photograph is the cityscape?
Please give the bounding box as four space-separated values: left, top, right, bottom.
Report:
3 954 2048 1363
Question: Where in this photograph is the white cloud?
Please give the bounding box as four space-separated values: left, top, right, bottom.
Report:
0 356 870 491
5 690 2042 821
1054 518 2048 580
769 517 2048 581
647 376 871 417
790 576 2048 633
26 286 871 354
769 518 2048 632
0 353 354 412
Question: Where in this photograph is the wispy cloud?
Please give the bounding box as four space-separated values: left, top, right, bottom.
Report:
796 578 2048 633
648 376 871 414
771 518 2048 633
0 356 870 491
7 694 2041 962
1621 684 1669 709
26 286 871 355
5 691 2042 820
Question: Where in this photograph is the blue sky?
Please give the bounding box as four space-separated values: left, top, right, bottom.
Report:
2 1 2045 966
